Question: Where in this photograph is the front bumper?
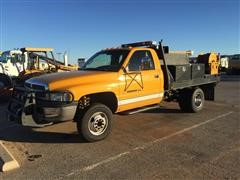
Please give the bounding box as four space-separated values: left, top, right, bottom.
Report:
34 103 78 123
8 87 78 127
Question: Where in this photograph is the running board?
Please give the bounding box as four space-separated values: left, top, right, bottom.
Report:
121 105 160 115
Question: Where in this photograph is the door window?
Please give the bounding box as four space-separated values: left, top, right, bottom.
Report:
127 51 155 71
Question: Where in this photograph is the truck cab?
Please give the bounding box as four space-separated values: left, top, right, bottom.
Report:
0 50 23 77
79 46 165 112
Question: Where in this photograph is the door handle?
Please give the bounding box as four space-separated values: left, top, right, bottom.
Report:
154 74 159 78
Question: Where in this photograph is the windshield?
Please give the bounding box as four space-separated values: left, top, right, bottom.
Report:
0 52 9 63
0 51 22 63
82 49 129 72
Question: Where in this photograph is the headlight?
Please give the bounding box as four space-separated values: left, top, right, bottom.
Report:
36 91 73 103
50 92 73 102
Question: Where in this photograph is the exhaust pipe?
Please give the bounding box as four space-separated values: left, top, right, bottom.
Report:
63 51 68 66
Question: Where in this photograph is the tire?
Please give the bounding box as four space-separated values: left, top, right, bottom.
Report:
77 103 112 142
178 90 191 112
0 73 12 89
190 88 205 112
178 88 205 113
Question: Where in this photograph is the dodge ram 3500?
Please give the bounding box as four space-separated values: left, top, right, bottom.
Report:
8 41 220 142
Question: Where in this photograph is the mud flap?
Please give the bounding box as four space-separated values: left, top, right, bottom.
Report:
202 84 215 101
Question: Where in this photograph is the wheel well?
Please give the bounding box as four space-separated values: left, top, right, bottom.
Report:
178 85 215 101
78 92 118 113
89 92 118 112
177 86 201 102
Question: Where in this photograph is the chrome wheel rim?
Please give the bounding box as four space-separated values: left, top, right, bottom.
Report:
194 93 202 108
88 112 108 136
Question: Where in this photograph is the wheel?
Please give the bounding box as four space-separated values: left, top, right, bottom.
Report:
178 88 205 113
77 103 112 142
191 88 205 112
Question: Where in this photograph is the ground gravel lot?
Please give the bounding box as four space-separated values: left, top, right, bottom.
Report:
0 75 239 179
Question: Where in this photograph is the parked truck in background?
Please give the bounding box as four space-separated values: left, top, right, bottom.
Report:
0 49 23 78
227 54 240 74
8 41 220 142
0 48 78 103
0 49 23 102
0 48 78 88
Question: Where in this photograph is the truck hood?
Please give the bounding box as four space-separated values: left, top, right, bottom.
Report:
26 70 118 91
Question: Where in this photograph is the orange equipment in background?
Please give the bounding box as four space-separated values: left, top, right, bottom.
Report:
197 53 220 75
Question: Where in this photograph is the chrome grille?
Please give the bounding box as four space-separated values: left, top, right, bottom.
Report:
25 82 48 91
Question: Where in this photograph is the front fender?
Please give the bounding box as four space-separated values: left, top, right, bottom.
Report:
67 83 119 102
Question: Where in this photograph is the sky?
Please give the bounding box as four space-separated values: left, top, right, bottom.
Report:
0 0 239 63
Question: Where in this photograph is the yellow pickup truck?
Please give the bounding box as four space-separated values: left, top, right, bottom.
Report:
8 41 220 142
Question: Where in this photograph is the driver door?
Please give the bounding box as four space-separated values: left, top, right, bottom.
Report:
118 50 163 111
